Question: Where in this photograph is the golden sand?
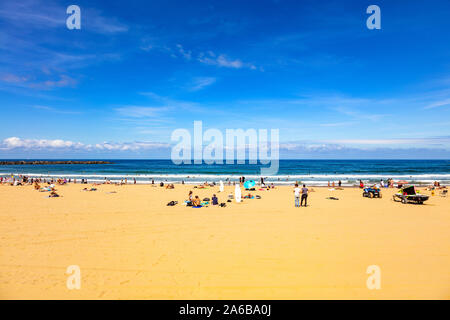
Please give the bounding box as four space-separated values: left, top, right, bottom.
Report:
0 183 448 299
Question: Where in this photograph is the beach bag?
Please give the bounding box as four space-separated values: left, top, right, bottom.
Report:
203 197 210 201
256 195 261 199
220 203 226 207
167 201 177 206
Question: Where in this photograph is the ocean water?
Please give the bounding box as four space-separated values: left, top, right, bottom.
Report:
1 159 450 186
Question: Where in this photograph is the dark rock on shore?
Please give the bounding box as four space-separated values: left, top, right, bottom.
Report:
0 161 112 165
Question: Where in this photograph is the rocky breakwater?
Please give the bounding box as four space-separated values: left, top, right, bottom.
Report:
0 161 112 165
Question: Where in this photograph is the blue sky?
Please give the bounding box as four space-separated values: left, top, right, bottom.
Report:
1 0 450 159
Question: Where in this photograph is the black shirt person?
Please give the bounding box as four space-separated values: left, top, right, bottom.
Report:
301 184 308 207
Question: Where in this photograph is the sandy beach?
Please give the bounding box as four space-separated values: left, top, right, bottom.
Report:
0 183 448 299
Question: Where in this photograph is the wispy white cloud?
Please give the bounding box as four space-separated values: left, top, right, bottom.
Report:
0 137 170 152
0 0 128 35
92 141 169 151
138 92 213 113
424 98 450 109
281 136 450 149
188 77 217 91
2 136 450 159
33 75 78 89
1 137 84 150
86 9 129 34
0 73 78 90
319 121 355 127
30 105 81 114
175 44 192 60
332 106 388 122
0 74 29 84
0 0 128 95
114 106 171 118
324 137 450 146
198 51 256 69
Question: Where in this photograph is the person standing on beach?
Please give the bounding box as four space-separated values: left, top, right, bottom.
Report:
301 184 308 207
294 184 301 207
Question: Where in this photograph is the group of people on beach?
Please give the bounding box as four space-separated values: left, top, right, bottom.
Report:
358 178 396 189
0 175 71 186
185 190 220 208
2 174 448 206
293 184 308 207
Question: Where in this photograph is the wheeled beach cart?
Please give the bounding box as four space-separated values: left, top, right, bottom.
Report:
393 186 429 204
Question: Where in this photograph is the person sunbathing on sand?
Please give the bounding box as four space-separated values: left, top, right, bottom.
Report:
193 196 201 207
49 191 60 197
34 182 41 190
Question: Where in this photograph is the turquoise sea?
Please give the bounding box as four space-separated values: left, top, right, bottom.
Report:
1 159 450 186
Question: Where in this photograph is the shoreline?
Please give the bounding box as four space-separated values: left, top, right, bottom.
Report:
1 173 449 187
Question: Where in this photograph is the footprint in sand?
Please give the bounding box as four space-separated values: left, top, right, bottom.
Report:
152 254 166 266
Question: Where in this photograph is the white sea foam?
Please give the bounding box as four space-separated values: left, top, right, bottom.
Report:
2 172 450 179
2 172 449 186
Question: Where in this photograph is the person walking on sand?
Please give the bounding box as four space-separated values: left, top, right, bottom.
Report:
294 184 301 207
301 184 308 207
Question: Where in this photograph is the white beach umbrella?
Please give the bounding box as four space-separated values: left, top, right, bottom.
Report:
219 180 224 192
235 184 241 203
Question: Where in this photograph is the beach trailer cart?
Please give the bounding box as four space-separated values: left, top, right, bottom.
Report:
393 185 429 204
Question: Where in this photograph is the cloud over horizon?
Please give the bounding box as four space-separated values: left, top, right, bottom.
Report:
2 136 450 159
